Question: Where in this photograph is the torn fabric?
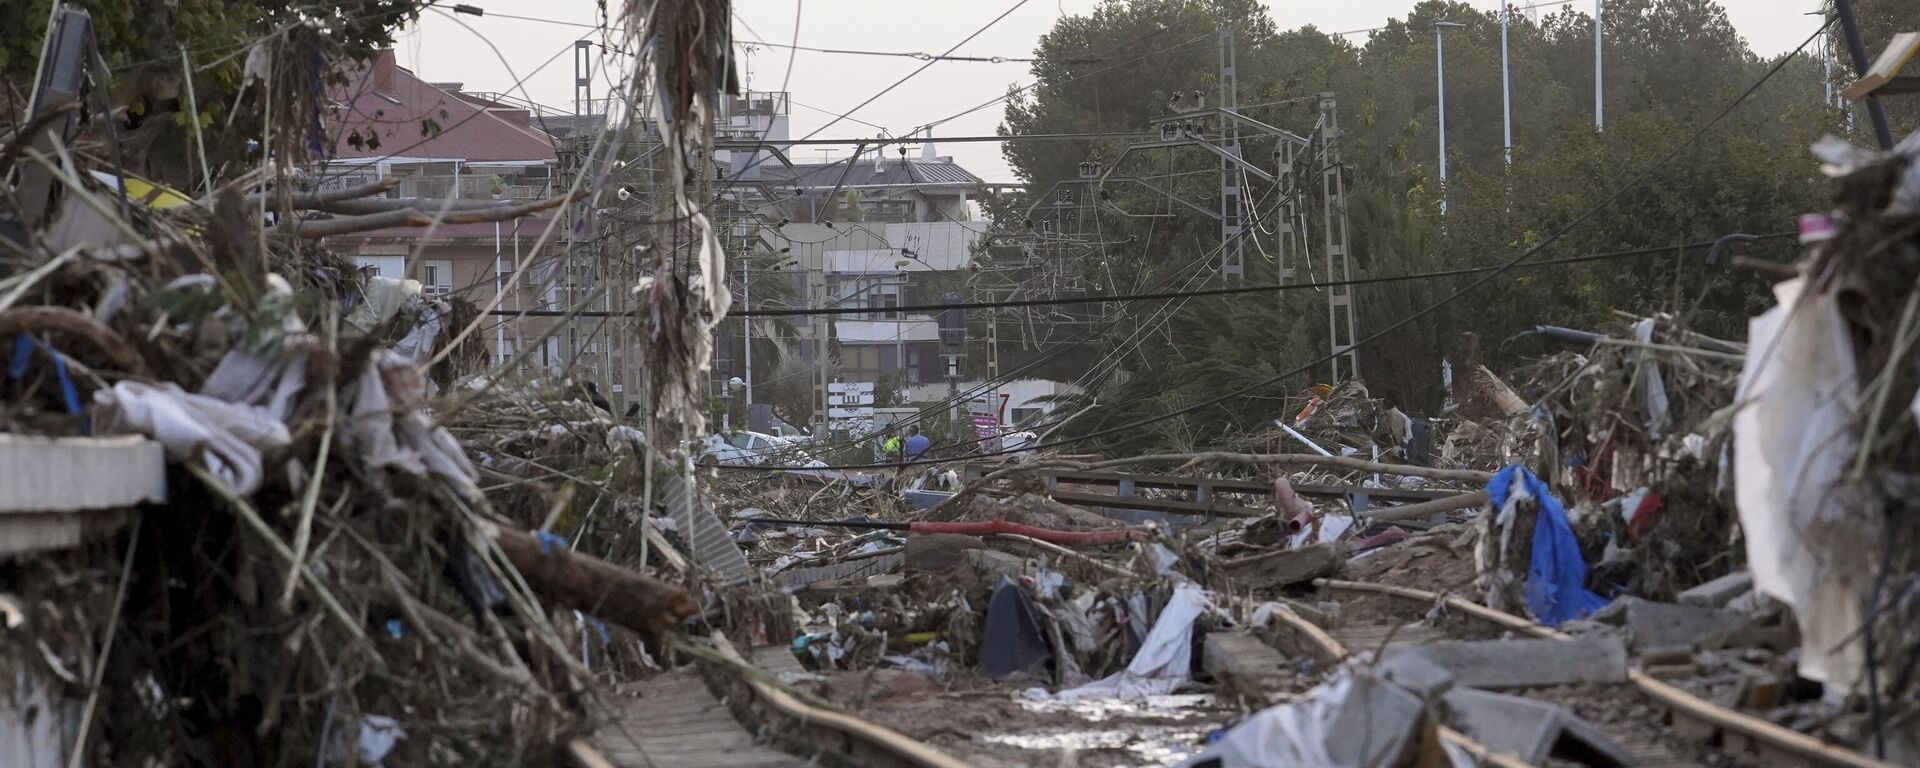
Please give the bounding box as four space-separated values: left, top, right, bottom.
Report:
93 381 290 495
1734 277 1873 694
1042 583 1209 701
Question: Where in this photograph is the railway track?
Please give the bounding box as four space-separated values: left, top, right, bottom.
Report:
1250 577 1897 768
571 633 968 768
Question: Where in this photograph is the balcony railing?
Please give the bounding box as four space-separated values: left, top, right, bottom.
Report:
397 175 509 200
301 172 541 201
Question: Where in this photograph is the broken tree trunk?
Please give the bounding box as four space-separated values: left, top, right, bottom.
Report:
1366 491 1491 523
924 452 1492 522
1474 365 1530 417
1221 542 1344 591
488 524 700 635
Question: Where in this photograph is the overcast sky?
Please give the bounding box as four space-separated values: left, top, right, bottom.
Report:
396 1 1827 182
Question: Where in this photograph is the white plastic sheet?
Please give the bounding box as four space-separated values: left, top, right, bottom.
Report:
1177 674 1349 767
1634 318 1671 438
1734 277 1875 694
93 381 290 494
1040 583 1208 701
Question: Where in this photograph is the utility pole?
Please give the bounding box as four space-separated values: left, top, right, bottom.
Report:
811 269 829 437
1594 0 1604 131
741 250 752 406
1435 21 1462 215
1501 3 1513 165
1833 0 1896 149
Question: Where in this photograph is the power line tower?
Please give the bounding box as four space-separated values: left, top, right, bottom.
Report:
1046 28 1361 383
1317 92 1359 382
1217 27 1246 280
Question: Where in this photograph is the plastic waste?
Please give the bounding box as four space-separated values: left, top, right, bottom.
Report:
1487 465 1607 626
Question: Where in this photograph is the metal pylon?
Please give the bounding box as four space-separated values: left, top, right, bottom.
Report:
1317 93 1358 382
1218 27 1245 280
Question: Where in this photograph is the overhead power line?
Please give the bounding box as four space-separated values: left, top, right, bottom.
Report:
483 234 1795 320
745 40 1087 64
714 131 1151 146
716 18 1835 472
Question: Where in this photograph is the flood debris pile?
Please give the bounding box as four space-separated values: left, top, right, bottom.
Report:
0 53 701 768
1718 133 1920 758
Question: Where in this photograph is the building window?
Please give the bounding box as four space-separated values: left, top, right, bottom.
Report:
423 260 454 297
355 255 405 279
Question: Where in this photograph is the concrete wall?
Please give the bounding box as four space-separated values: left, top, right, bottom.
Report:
902 378 1080 426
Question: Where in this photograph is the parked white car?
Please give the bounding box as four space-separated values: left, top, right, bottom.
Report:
695 431 810 466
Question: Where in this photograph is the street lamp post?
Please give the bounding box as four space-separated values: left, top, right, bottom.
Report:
1435 20 1464 215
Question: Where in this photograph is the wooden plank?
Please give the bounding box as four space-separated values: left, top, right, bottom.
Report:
593 670 807 768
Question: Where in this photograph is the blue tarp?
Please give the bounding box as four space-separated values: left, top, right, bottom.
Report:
1486 465 1608 626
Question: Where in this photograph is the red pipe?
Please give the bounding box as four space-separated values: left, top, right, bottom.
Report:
908 520 1142 547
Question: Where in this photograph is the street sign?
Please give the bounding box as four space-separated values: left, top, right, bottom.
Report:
828 407 875 419
828 382 874 394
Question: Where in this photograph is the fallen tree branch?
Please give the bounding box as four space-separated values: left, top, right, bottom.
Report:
310 196 531 215
1363 490 1489 522
246 177 398 208
925 452 1492 521
707 632 972 768
281 190 582 238
0 306 148 374
484 522 699 636
281 208 430 237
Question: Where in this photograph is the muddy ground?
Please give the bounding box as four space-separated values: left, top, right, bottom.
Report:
815 670 1249 767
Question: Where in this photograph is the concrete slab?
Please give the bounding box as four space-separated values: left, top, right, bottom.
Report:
1602 597 1749 650
1384 636 1628 689
1375 651 1455 701
1678 571 1753 608
1326 673 1426 768
1203 632 1291 696
1445 687 1635 767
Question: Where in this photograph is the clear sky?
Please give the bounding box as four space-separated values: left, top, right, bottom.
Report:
396 1 1827 182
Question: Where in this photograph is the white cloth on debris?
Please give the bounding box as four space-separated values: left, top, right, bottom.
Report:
94 381 290 495
1176 674 1349 767
343 351 481 497
1039 583 1209 701
1634 318 1671 438
1733 277 1874 696
201 347 310 422
1176 669 1474 768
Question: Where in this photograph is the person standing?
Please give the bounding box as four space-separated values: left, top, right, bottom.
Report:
903 425 931 461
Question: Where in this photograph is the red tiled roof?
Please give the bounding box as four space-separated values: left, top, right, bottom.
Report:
326 51 559 163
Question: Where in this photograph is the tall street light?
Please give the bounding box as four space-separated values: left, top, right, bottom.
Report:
1435 20 1464 215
